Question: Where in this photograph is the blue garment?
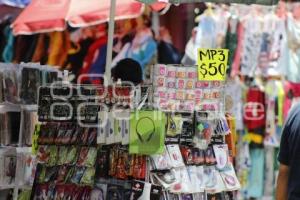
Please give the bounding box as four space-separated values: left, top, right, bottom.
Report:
0 0 30 7
278 103 300 199
195 15 217 48
88 45 107 75
2 26 14 63
126 38 157 77
285 15 300 83
247 148 264 198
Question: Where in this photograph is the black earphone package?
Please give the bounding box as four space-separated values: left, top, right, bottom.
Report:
130 180 162 200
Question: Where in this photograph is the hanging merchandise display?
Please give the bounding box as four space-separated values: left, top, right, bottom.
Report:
153 64 225 113
0 63 61 200
0 63 60 105
29 61 240 199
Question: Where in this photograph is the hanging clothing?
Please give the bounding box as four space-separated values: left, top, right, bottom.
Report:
264 147 275 198
65 38 94 78
111 42 131 68
112 32 135 59
240 16 263 76
157 40 181 64
244 87 266 130
247 148 265 198
31 33 50 64
181 38 196 65
225 16 238 74
283 81 300 120
285 14 300 83
80 35 107 82
224 78 244 131
264 79 284 147
244 87 266 146
267 14 287 76
2 26 14 63
195 14 217 49
47 31 70 68
88 44 107 75
126 29 157 78
230 22 243 77
13 35 38 63
0 20 11 62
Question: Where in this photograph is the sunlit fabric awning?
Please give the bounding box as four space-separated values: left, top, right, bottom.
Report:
11 0 144 35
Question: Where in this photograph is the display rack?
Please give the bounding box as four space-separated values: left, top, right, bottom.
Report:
28 64 240 199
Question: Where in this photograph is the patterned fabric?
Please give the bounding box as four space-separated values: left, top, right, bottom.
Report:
240 17 263 76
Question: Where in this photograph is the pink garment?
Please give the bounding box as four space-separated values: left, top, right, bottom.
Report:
283 82 300 120
231 22 244 77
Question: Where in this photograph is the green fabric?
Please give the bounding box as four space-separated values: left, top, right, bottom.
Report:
32 124 40 155
247 148 265 198
129 111 166 155
2 27 14 63
225 23 238 73
277 81 284 126
138 0 279 5
18 190 31 200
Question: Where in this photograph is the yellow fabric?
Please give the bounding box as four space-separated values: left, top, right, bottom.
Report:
32 33 47 62
226 114 237 157
244 132 264 144
277 81 285 126
68 42 81 55
47 31 70 68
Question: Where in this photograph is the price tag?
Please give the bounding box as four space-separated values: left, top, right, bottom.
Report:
197 48 228 81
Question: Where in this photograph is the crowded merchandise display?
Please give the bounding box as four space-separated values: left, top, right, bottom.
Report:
28 65 240 199
1 0 300 200
0 63 60 199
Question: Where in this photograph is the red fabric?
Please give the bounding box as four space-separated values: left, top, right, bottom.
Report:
12 0 143 35
244 88 266 130
79 35 107 82
283 82 300 120
231 22 244 77
150 2 168 11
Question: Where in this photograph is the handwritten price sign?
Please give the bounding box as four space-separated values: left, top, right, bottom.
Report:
197 48 228 81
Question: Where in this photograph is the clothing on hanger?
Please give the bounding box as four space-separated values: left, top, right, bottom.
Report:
31 33 50 64
125 29 157 78
285 13 300 83
247 148 264 198
13 35 38 63
65 37 94 78
47 31 70 68
225 15 239 74
2 26 14 63
79 35 108 82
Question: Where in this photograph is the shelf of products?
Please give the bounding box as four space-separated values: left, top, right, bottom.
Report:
28 64 240 200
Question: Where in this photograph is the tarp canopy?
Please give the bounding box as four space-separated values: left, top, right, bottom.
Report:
11 0 144 35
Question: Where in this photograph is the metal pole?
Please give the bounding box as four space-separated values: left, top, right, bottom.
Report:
105 0 116 86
